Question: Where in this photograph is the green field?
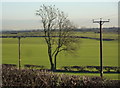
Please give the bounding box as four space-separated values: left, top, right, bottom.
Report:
1 37 119 80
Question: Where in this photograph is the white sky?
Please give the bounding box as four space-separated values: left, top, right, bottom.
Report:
0 0 119 30
1 0 120 2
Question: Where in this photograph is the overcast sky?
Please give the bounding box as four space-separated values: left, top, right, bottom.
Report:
1 1 119 30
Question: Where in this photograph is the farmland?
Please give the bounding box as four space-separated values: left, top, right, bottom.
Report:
1 31 119 80
2 36 118 66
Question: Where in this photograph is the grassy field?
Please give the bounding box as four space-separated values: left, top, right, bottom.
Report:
76 32 118 39
1 36 119 80
2 31 118 40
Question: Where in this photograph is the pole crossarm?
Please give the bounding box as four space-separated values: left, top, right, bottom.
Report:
102 21 110 25
93 19 100 23
93 18 110 25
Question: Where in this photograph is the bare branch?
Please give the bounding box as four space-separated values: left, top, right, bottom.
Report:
36 4 80 70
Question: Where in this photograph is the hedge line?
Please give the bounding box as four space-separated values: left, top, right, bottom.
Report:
61 66 120 73
2 64 120 88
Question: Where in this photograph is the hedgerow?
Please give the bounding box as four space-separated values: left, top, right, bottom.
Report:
2 64 120 88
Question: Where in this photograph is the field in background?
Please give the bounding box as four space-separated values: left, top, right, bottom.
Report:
76 32 118 40
2 31 118 40
1 32 119 80
2 37 118 67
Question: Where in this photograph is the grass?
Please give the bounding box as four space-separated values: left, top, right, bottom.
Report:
76 32 118 39
1 36 119 80
2 31 118 40
2 37 118 67
55 72 120 80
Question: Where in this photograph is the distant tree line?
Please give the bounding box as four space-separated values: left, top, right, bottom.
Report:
1 27 118 34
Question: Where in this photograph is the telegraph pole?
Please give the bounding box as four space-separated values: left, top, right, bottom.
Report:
93 18 110 78
18 37 21 70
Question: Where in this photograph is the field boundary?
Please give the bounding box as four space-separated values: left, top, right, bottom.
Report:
0 36 117 41
2 64 120 74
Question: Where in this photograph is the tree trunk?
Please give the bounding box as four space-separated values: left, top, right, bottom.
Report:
47 44 55 71
51 62 55 71
54 52 59 71
54 56 57 71
48 53 55 71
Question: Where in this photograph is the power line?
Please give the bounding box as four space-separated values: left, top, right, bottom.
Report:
93 18 110 78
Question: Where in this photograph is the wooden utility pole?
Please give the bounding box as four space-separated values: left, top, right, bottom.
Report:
18 37 21 70
93 18 110 78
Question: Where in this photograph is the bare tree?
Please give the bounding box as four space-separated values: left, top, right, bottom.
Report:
36 5 80 71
